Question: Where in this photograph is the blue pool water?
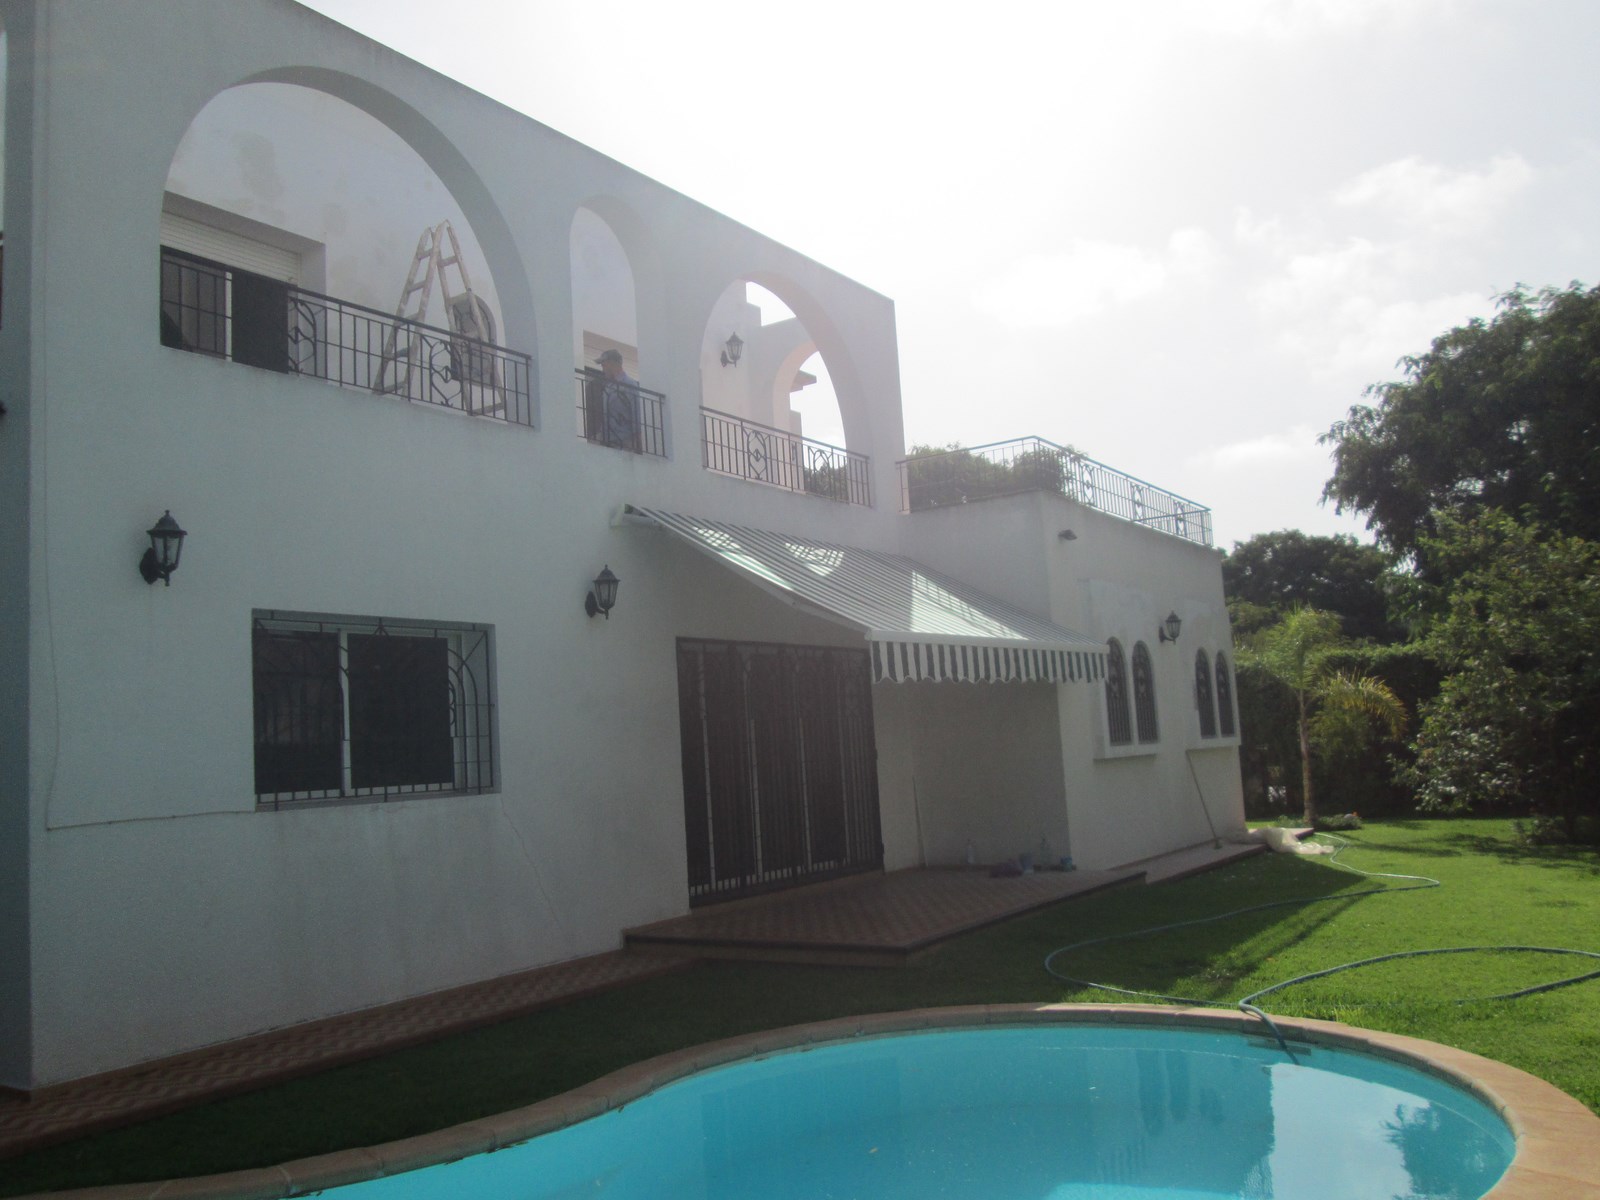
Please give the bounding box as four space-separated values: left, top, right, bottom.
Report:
337 1025 1515 1200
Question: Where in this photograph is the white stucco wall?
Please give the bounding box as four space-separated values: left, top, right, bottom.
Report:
902 490 1246 870
8 0 1235 1090
10 0 907 1086
0 2 32 1089
895 682 1069 867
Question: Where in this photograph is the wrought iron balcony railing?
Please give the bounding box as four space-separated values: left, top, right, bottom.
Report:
701 407 872 507
160 247 534 425
574 369 668 457
897 436 1213 546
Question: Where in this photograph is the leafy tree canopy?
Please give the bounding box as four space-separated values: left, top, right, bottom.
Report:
1322 283 1600 561
1403 510 1600 840
1223 530 1398 641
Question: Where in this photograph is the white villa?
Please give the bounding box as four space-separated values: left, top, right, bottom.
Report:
0 0 1244 1090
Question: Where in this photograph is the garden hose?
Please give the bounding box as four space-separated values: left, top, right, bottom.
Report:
1042 833 1600 1051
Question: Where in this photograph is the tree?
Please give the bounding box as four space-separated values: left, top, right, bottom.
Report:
1242 606 1407 826
902 440 1081 511
1402 510 1600 841
1223 530 1399 641
1322 283 1600 561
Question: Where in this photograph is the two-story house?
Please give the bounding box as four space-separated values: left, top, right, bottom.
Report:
0 0 1244 1091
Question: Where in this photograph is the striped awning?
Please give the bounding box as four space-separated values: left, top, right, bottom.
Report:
623 505 1106 685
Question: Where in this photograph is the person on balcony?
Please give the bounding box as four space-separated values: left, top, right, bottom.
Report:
591 348 640 452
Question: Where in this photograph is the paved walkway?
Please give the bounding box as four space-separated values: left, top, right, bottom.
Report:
0 838 1264 1162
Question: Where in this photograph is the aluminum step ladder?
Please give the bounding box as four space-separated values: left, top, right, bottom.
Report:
375 221 505 415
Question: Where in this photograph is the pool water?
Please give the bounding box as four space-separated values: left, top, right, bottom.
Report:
339 1025 1515 1200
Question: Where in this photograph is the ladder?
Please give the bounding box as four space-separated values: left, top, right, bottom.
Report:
374 221 505 415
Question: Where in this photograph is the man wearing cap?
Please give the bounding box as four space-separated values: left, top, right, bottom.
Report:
590 348 640 452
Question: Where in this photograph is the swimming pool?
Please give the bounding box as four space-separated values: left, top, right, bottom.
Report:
325 1018 1514 1200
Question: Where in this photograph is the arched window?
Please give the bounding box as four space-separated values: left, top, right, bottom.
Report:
1104 639 1132 746
1215 653 1236 738
1132 641 1159 744
1195 649 1217 738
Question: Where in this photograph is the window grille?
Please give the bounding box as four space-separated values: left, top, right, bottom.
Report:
1195 649 1217 738
1216 652 1237 738
1104 639 1132 746
1132 641 1159 744
252 611 495 808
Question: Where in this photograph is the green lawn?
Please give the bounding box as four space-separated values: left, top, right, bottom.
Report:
6 818 1597 1196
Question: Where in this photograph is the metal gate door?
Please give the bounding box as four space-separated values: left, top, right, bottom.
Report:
677 638 883 905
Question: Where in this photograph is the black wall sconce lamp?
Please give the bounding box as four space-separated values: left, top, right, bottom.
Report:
138 510 188 586
1158 611 1182 644
720 332 744 368
585 565 620 619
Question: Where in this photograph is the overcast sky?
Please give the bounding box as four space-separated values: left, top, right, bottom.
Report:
300 0 1600 549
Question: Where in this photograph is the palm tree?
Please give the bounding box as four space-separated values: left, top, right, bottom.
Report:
1243 606 1407 826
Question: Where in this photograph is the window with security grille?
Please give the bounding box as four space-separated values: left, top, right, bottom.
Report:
1132 641 1159 743
1195 649 1217 738
252 611 494 808
1104 639 1132 746
1215 652 1237 738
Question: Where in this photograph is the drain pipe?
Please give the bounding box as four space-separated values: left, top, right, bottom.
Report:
1184 750 1222 849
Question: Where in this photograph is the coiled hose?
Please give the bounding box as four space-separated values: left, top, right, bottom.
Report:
1042 833 1600 1054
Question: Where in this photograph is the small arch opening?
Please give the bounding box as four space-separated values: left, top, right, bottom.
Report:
1195 650 1217 739
1104 639 1132 747
1132 642 1159 744
700 280 861 504
570 206 663 454
1216 653 1237 738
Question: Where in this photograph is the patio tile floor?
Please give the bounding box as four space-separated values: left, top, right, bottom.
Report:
624 864 1149 965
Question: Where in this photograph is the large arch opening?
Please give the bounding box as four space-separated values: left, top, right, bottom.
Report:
700 280 862 503
160 81 532 423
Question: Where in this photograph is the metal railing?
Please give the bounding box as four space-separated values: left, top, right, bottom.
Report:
574 370 668 457
701 407 872 506
897 436 1213 546
160 248 534 426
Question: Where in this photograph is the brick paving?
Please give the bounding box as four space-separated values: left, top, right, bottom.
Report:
0 950 687 1161
0 841 1264 1163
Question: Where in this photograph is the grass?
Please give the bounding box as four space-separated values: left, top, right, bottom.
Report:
5 818 1597 1196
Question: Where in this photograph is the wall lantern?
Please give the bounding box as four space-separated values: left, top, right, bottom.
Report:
585 565 620 619
1158 611 1182 644
720 332 744 368
138 510 188 586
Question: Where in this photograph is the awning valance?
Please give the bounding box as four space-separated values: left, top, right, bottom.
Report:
623 505 1106 685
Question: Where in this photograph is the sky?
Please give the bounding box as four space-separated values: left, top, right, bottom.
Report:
300 0 1600 549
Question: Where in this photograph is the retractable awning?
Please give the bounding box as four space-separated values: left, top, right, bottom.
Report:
623 505 1106 685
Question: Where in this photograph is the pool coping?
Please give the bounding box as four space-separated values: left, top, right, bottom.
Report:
15 1003 1599 1200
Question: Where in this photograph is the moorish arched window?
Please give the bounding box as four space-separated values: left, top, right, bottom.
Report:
1132 641 1158 744
1216 652 1236 738
1195 649 1217 738
1104 639 1132 746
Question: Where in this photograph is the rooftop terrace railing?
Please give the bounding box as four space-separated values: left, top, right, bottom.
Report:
160 247 535 425
897 436 1213 546
701 407 872 507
